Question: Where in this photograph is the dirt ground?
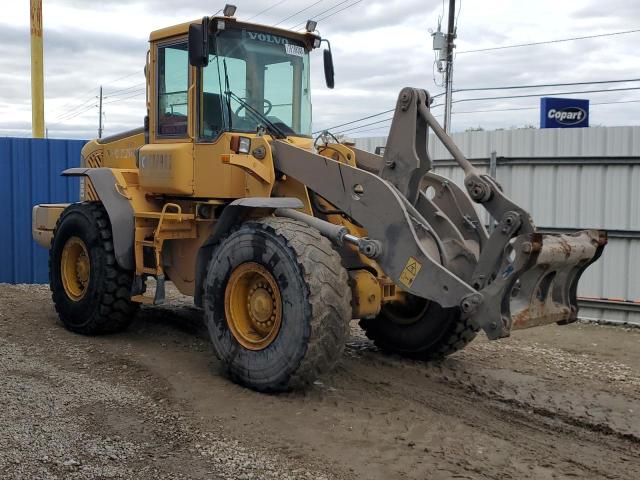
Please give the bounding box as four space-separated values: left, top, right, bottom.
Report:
0 284 639 480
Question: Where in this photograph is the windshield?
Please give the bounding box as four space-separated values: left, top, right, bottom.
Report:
201 28 312 138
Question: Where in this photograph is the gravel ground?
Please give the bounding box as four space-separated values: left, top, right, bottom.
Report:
1 283 639 479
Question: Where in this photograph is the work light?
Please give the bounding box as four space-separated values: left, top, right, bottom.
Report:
223 4 237 17
230 135 251 154
305 20 317 32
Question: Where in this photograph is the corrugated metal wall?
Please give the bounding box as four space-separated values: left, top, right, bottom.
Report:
0 137 84 284
352 126 640 159
351 126 640 325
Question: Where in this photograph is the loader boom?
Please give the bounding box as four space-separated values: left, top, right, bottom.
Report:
274 87 607 339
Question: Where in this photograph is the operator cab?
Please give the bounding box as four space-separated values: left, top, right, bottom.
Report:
152 8 333 144
140 7 334 198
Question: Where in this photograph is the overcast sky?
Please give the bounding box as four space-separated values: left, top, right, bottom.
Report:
1 0 640 140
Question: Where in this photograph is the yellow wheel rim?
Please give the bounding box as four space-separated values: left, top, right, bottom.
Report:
224 262 283 350
60 236 90 301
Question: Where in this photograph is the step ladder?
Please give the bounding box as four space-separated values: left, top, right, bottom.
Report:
131 203 196 305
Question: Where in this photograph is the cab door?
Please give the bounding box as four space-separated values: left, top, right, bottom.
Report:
139 38 194 195
191 49 246 199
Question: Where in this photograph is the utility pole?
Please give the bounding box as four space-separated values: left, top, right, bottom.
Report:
98 86 103 138
443 0 456 134
30 0 45 138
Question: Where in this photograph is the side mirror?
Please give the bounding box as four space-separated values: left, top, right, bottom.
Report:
323 47 335 89
188 17 210 67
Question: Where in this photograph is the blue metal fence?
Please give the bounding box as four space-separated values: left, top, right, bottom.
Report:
0 137 85 284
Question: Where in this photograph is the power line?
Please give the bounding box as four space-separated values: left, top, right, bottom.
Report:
451 98 640 115
102 70 141 87
103 91 146 105
273 0 324 27
58 104 97 121
313 108 394 134
104 82 146 97
50 70 140 120
48 90 144 131
342 99 640 137
54 81 143 121
334 103 444 135
104 88 146 101
335 117 392 134
315 0 365 24
291 0 352 29
53 96 98 122
47 103 98 129
246 0 289 21
315 78 640 134
589 98 640 107
343 113 445 136
342 125 395 136
458 28 640 54
454 78 640 94
452 86 640 104
334 88 640 134
51 90 97 118
313 92 446 133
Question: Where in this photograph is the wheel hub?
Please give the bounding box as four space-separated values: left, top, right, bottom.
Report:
60 236 90 301
225 262 282 350
248 284 275 325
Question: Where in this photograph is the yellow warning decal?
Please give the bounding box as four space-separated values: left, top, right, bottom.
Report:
399 256 422 288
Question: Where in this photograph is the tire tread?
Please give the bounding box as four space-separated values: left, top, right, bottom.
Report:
50 202 138 335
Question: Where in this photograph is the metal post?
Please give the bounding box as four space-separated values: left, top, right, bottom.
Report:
30 0 45 138
488 150 497 232
443 0 456 134
98 86 103 138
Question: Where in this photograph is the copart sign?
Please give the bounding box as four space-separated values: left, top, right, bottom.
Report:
540 97 589 128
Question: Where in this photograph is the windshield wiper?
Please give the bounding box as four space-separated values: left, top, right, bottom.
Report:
221 60 287 139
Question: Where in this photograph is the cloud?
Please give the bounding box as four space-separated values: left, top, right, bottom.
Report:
2 0 640 139
575 0 640 23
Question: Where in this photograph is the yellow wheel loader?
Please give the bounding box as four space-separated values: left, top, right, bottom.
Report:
33 7 606 392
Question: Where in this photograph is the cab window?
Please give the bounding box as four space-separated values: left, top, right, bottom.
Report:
157 41 188 137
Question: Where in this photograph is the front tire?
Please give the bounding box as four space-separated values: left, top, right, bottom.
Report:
49 202 138 334
204 217 352 392
359 295 477 359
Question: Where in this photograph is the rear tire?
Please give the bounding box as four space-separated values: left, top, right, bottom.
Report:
49 202 138 334
359 295 477 359
204 217 351 392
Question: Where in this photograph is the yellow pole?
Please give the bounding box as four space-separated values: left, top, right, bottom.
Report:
30 0 45 138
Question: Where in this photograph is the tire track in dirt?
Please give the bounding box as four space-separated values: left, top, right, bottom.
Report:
1 284 639 480
337 342 640 479
346 339 640 442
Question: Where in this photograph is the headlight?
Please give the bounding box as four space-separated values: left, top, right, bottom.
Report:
230 135 251 154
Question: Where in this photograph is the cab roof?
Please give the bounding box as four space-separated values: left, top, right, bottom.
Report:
149 16 320 50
